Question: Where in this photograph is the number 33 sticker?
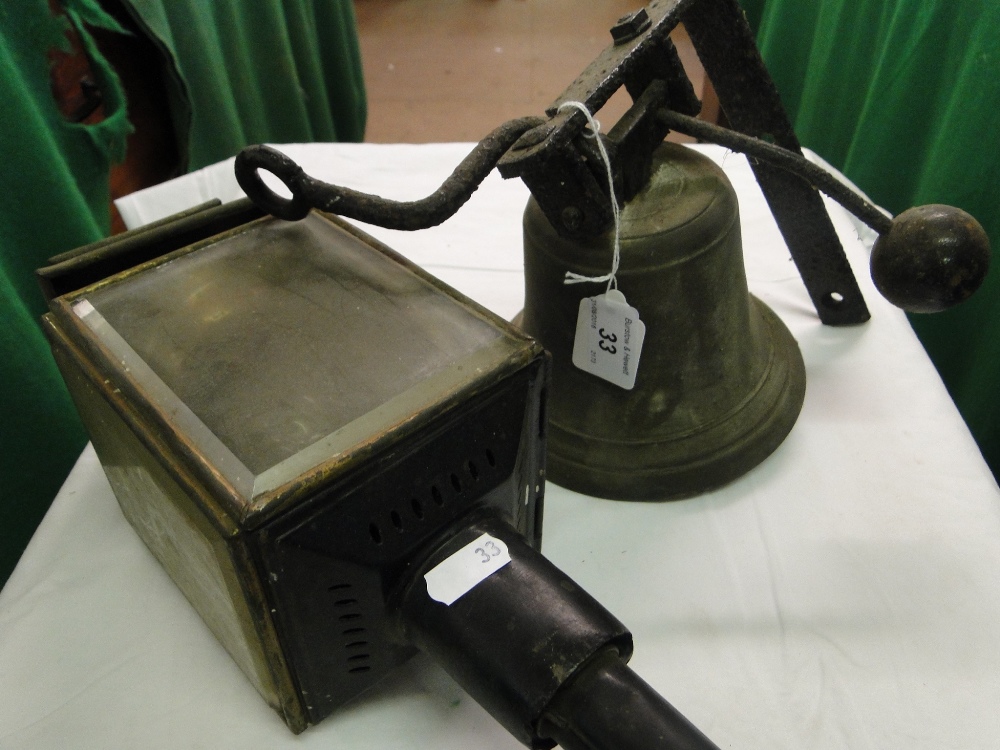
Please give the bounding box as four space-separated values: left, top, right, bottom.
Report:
475 539 503 563
425 533 512 605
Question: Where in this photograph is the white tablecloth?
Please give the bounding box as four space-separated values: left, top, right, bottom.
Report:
2 143 998 750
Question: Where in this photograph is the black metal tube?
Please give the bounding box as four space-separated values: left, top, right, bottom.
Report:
396 512 722 749
539 649 722 750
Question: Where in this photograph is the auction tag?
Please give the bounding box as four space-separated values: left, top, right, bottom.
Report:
424 533 512 605
571 289 646 390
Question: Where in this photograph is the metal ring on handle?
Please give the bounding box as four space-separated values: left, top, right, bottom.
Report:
234 146 313 221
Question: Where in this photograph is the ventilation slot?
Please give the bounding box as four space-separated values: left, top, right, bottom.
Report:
330 583 373 675
390 510 404 532
367 447 502 550
347 651 372 673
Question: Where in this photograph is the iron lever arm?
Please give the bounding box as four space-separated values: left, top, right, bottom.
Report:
657 109 892 234
234 116 544 226
235 107 889 237
657 109 990 313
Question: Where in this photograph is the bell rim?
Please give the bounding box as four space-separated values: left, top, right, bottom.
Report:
543 298 806 501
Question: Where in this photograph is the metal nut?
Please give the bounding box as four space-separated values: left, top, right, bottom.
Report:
610 8 651 45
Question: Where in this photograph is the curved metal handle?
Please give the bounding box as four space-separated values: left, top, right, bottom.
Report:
234 116 545 228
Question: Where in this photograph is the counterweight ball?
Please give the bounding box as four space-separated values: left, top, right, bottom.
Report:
871 204 990 313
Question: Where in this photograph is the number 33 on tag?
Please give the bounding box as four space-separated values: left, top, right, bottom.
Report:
571 289 646 390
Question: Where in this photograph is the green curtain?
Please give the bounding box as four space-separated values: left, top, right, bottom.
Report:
125 0 366 170
738 0 1000 481
0 0 366 586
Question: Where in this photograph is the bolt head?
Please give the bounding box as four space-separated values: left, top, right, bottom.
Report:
512 124 555 151
561 206 583 231
610 8 651 45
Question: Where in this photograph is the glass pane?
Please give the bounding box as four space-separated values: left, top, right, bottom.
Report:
83 213 503 481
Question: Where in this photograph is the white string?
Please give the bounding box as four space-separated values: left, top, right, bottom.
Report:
557 100 621 292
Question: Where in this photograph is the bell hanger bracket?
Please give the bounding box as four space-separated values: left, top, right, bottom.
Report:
235 0 990 322
497 0 869 325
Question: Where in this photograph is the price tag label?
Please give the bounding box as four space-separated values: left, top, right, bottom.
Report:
571 289 646 390
424 533 512 605
72 299 96 319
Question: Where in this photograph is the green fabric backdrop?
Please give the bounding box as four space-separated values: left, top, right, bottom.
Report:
0 0 365 586
738 0 1000 481
126 0 366 170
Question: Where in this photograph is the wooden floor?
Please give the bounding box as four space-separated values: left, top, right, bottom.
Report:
354 0 708 143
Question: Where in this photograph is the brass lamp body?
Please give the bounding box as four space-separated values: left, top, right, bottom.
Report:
40 210 549 732
521 143 806 500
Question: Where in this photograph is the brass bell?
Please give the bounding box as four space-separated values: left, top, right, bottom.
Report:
520 142 806 500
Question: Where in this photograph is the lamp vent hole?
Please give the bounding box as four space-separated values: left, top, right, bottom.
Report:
328 582 351 592
342 627 365 636
411 498 424 519
431 485 444 506
390 510 404 531
338 613 362 622
467 460 479 480
346 641 369 649
347 653 371 663
369 523 383 545
450 473 462 493
349 666 371 674
485 448 497 467
334 598 358 608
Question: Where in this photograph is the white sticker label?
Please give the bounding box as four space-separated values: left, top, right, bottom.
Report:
571 289 646 390
72 299 96 319
424 533 512 605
